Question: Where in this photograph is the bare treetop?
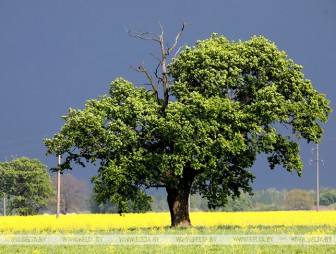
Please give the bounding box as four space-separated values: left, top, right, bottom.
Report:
126 21 188 109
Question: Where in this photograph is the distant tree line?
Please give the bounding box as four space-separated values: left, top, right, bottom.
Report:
148 188 336 212
88 187 336 213
1 157 336 215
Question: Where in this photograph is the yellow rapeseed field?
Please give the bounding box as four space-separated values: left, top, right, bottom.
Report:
0 211 335 233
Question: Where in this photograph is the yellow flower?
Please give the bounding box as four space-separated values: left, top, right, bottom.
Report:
0 211 335 233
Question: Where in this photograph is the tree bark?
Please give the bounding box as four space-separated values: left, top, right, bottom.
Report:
166 166 196 227
166 185 191 227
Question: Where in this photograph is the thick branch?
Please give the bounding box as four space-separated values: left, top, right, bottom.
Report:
161 22 187 108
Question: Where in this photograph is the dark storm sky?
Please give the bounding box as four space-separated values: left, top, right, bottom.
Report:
0 0 335 190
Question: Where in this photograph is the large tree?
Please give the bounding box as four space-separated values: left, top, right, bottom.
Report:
284 189 314 210
0 157 53 215
44 28 331 226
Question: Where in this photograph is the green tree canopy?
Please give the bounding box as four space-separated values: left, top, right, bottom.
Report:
0 157 53 215
44 32 331 226
320 189 336 206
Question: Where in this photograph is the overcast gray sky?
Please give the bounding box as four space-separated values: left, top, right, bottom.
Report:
0 0 335 190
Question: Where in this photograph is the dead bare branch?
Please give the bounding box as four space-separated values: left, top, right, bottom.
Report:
157 19 164 39
127 21 188 110
129 64 159 102
174 43 187 59
154 61 162 83
125 25 161 43
166 21 187 56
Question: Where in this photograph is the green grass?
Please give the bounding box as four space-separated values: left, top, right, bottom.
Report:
0 226 335 254
1 244 335 254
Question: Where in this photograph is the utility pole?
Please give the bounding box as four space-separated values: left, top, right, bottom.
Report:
3 157 7 216
316 143 320 212
56 155 61 218
310 143 323 212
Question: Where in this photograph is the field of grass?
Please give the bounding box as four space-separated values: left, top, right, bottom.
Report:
0 211 335 253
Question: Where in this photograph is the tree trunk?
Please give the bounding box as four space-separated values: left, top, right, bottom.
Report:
166 185 191 227
166 166 196 227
